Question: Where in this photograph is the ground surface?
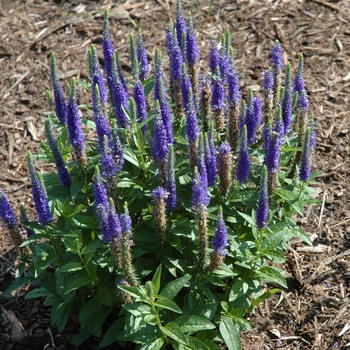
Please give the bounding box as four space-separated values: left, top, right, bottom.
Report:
0 0 350 349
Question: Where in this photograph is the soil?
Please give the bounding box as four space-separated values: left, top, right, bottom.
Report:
0 0 350 349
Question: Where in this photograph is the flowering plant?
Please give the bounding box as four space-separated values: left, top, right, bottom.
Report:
1 2 318 349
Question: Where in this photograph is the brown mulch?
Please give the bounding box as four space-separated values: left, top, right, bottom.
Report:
1 0 350 349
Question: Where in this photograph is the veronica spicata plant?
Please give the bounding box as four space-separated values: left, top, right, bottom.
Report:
3 1 319 349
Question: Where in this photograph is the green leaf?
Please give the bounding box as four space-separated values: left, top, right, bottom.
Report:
96 288 112 306
160 322 187 346
122 303 152 317
51 298 73 332
64 277 91 294
152 264 162 296
58 262 83 273
290 228 312 246
160 274 191 300
154 297 182 314
237 211 257 228
139 338 164 350
79 298 102 322
99 318 124 348
219 316 241 350
255 266 287 288
251 288 280 308
118 285 145 299
25 286 51 299
2 276 33 296
70 179 83 201
173 315 216 334
67 204 86 218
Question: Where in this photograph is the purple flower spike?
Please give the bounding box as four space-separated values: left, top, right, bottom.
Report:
265 121 282 174
93 166 109 211
309 116 316 149
45 119 72 187
92 83 111 147
218 141 233 195
154 49 174 145
186 12 200 67
28 151 53 226
244 88 258 145
219 33 230 81
281 62 293 134
263 69 274 93
168 27 183 83
298 89 309 111
211 206 228 256
102 10 115 93
106 198 121 243
110 120 125 172
256 166 269 229
137 30 150 81
89 44 108 105
166 145 177 211
181 63 194 111
133 79 148 133
175 0 187 54
192 166 210 208
253 96 263 129
227 47 241 107
120 203 132 234
111 53 130 129
50 52 67 125
67 78 86 165
299 127 312 181
211 67 226 112
152 100 170 164
204 132 217 186
209 39 219 75
197 134 209 186
270 40 284 69
294 53 306 97
101 135 117 179
186 88 200 142
0 189 17 228
236 125 250 183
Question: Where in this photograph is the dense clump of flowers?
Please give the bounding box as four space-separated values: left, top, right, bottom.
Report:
28 151 53 226
50 52 67 125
